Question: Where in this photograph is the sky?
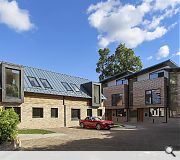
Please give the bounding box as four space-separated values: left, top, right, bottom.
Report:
0 0 179 81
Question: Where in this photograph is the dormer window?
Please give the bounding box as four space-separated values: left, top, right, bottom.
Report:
28 77 41 87
40 78 52 89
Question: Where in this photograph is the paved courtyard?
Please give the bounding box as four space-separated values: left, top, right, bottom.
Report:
20 121 180 151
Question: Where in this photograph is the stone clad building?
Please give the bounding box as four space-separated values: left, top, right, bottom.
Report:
0 61 105 129
102 60 180 123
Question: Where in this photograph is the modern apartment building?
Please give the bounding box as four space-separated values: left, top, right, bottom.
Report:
101 60 180 123
0 61 105 129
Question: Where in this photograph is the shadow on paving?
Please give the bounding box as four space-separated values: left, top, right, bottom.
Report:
22 123 180 151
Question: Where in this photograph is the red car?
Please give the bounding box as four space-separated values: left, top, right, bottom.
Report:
79 116 114 130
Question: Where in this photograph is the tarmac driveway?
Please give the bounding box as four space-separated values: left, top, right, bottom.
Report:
21 122 180 151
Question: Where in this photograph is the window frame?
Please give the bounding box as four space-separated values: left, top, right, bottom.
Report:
145 89 161 105
149 107 165 117
70 83 80 92
71 109 81 121
116 109 126 117
149 70 164 80
116 79 128 85
87 109 92 117
61 82 73 91
40 78 52 89
97 109 103 117
28 76 41 88
111 93 123 106
32 107 43 118
51 108 58 118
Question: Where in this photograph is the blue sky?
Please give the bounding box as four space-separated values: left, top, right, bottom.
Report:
0 0 179 81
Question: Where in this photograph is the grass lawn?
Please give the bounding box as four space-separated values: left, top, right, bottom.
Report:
18 129 55 134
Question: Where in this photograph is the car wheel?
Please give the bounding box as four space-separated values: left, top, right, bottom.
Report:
107 127 111 130
80 123 85 128
96 124 101 130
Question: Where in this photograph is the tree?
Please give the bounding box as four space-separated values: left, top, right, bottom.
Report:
96 43 143 81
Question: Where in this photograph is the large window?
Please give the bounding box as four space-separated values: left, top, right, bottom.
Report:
87 109 92 117
112 93 123 106
71 109 80 120
62 82 73 91
97 109 102 117
116 79 128 85
145 89 161 105
32 108 43 118
40 78 52 89
5 68 21 98
149 71 164 80
51 108 58 118
116 109 126 117
94 84 100 104
28 77 41 87
149 108 164 117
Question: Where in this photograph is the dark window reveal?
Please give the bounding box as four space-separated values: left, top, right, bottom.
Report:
28 77 41 87
116 109 126 117
87 109 92 117
97 109 103 116
71 109 80 120
32 108 43 118
51 108 58 118
112 94 123 106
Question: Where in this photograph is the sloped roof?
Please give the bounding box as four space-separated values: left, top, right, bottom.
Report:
23 66 92 98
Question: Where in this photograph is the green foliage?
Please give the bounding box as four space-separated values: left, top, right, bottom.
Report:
96 43 143 81
18 129 55 134
0 109 19 144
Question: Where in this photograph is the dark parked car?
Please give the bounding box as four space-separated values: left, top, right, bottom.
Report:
79 116 114 130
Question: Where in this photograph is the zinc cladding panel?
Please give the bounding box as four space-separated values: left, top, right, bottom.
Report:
23 66 91 98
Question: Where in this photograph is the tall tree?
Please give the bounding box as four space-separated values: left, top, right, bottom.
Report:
96 43 143 81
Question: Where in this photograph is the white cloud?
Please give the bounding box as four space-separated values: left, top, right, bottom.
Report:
87 0 180 48
176 51 180 56
154 0 180 10
0 0 34 32
147 56 153 60
157 45 170 60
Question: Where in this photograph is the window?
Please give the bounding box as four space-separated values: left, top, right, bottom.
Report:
97 109 103 116
145 89 161 105
116 79 128 85
170 109 180 118
5 107 21 121
71 109 80 120
28 77 41 87
62 82 73 91
70 83 80 92
51 108 58 118
87 109 92 117
5 68 21 98
32 108 43 118
149 71 164 80
129 110 137 117
94 84 100 104
40 78 52 89
116 109 126 117
112 93 123 106
149 108 164 117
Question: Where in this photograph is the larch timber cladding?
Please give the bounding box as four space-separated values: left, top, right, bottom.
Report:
133 77 167 108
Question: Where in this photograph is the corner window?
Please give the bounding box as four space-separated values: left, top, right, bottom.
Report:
40 78 52 89
149 71 164 80
32 108 43 118
116 79 128 85
116 109 126 117
70 83 80 92
149 108 164 117
5 68 21 98
87 109 92 117
62 82 73 91
28 77 41 87
97 109 102 117
51 108 58 118
112 93 123 106
71 109 80 120
145 89 161 105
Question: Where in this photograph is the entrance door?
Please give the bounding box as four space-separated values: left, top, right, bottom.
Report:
106 110 112 121
137 109 143 122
